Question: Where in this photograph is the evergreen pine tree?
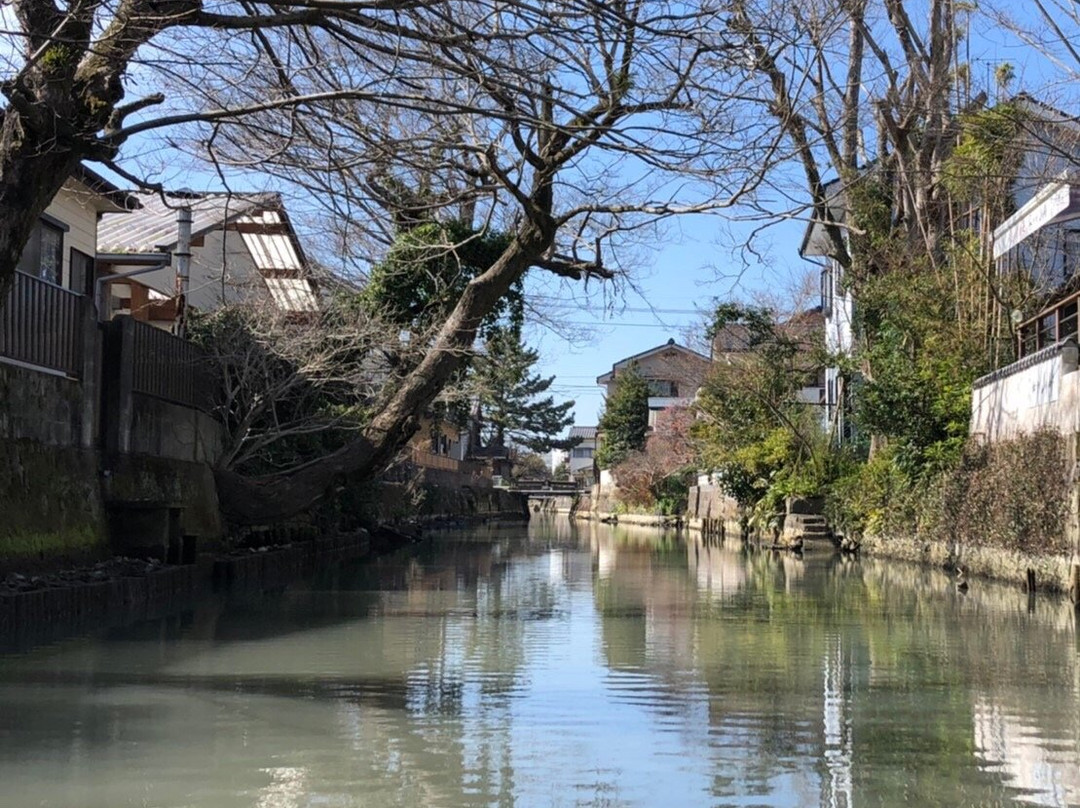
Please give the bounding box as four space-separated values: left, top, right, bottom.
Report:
596 366 650 469
472 328 576 453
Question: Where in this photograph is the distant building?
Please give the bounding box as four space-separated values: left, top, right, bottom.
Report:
567 426 597 485
596 338 711 429
711 308 825 410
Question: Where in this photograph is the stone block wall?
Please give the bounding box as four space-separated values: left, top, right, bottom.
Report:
0 362 84 447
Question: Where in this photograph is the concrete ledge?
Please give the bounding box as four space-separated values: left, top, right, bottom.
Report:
860 533 1073 594
573 511 683 529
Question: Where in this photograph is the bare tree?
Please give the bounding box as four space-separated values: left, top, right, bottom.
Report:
187 2 760 521
708 0 967 274
0 1 778 523
189 299 412 473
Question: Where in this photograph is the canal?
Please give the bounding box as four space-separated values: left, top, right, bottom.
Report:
1 517 1079 807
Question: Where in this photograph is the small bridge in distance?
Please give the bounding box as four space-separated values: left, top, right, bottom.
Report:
504 480 583 511
504 479 581 496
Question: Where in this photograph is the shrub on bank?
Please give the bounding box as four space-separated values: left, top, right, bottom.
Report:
830 430 1070 557
928 430 1070 556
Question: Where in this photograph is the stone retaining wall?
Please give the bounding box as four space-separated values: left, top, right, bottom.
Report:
860 533 1074 594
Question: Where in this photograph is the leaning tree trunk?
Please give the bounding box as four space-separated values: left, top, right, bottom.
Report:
0 114 89 298
214 222 554 523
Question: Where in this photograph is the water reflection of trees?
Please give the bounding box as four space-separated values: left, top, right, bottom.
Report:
588 528 1080 807
2 521 1080 806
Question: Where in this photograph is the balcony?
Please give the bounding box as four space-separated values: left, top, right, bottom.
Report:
647 396 692 427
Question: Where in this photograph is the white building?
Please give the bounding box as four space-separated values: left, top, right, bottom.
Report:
566 426 597 482
97 191 318 329
799 176 856 443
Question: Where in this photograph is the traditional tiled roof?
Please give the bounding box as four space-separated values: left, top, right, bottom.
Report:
569 426 598 439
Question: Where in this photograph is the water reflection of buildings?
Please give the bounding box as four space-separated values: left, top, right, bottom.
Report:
974 697 1080 807
9 520 1080 807
822 634 854 808
686 538 747 598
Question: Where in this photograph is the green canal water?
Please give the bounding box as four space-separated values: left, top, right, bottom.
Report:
1 517 1079 807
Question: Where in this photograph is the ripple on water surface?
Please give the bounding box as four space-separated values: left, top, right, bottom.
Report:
0 523 1079 807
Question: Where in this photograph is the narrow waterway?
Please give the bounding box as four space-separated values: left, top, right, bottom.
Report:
1 518 1079 807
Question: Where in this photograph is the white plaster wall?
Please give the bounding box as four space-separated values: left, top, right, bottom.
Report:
569 438 596 475
824 259 853 356
970 344 1080 441
822 259 854 435
45 182 102 289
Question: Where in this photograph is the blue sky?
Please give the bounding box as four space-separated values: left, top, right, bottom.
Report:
93 0 1074 432
528 213 813 426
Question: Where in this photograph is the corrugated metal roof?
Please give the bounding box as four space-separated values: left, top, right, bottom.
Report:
569 426 597 439
98 191 279 253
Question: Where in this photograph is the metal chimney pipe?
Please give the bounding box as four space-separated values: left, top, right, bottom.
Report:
174 205 193 337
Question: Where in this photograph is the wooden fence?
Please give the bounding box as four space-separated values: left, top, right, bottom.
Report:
411 447 461 472
0 271 84 377
129 319 213 411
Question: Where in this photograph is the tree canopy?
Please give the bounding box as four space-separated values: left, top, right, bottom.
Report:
359 221 521 339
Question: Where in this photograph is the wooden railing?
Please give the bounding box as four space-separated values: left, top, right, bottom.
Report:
1017 289 1080 359
0 271 85 377
129 319 212 411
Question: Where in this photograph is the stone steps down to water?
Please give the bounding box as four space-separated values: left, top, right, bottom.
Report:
778 511 834 549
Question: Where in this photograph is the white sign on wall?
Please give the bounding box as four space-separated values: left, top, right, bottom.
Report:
993 181 1074 259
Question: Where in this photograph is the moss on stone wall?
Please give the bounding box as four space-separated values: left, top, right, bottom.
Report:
0 439 108 566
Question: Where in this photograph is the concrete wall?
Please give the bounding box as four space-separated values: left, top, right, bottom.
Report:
0 362 108 566
129 394 224 465
0 317 229 564
970 341 1080 441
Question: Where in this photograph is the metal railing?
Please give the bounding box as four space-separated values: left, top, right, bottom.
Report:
129 318 212 411
0 270 84 377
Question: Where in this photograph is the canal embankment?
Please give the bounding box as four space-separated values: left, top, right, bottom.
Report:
0 465 529 646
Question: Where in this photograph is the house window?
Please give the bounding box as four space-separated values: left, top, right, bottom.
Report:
1038 311 1057 349
17 217 66 285
647 380 677 397
572 447 594 459
1019 323 1038 358
1061 300 1079 343
69 249 94 297
821 267 833 318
